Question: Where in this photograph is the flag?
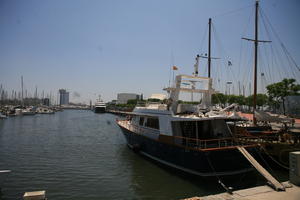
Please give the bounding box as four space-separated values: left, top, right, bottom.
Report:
228 61 232 66
172 66 178 70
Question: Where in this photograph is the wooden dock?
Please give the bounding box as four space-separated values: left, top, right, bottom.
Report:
184 181 300 200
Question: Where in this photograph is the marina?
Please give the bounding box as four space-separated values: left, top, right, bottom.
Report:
1 0 300 199
0 110 299 199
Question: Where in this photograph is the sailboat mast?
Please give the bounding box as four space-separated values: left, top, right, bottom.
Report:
243 0 271 124
21 76 24 106
208 18 212 78
253 0 259 125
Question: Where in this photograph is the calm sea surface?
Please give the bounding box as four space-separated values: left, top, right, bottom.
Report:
0 110 288 200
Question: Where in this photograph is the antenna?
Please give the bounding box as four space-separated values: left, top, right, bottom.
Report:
193 54 200 76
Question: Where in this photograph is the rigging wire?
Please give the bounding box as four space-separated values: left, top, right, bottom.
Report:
198 24 209 77
253 146 282 183
261 146 290 170
238 6 255 97
239 6 255 92
212 4 253 18
260 8 298 81
260 8 300 75
199 24 209 54
212 23 240 95
258 10 273 86
205 152 233 194
241 43 254 96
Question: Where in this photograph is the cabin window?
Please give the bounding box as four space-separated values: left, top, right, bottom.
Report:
145 117 159 130
139 117 144 126
173 119 231 140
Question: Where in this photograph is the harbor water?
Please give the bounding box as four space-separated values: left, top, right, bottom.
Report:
0 110 287 200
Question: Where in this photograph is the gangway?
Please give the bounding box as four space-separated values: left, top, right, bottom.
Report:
237 146 285 191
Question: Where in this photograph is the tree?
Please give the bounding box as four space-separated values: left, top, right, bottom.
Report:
256 94 268 107
212 93 226 106
266 78 300 114
127 99 138 105
147 98 161 102
235 95 246 105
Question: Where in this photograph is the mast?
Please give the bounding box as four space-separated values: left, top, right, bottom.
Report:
35 86 38 105
21 76 24 106
253 0 258 125
199 18 219 78
242 0 271 125
208 18 212 78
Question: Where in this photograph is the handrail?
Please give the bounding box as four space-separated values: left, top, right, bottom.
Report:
117 119 160 135
117 119 255 150
172 135 235 142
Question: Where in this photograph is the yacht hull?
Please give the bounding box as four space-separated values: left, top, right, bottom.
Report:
118 125 256 177
94 107 106 113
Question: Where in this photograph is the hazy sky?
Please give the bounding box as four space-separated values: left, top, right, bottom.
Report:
1 0 299 103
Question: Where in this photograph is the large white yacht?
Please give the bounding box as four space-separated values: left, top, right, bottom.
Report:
94 96 106 113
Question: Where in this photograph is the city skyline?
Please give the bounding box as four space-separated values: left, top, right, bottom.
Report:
1 0 300 104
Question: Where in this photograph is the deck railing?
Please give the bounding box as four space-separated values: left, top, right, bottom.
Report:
172 135 238 149
117 119 160 135
117 119 256 150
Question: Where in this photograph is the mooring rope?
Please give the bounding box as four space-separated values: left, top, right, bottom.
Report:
205 152 233 194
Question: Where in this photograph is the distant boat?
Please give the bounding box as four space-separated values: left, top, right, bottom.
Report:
94 96 106 113
22 107 36 116
0 113 7 119
37 107 55 114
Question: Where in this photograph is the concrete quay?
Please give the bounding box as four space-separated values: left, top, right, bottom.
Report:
184 181 300 200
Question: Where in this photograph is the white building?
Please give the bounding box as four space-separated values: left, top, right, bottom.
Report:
149 94 167 101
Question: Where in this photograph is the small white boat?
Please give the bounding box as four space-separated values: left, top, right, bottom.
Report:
37 107 55 114
22 107 37 115
0 114 7 119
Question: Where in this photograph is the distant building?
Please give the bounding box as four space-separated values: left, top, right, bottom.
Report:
59 89 69 105
42 98 50 106
107 100 117 105
117 93 140 104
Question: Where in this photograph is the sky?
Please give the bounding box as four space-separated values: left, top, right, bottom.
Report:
1 0 300 104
